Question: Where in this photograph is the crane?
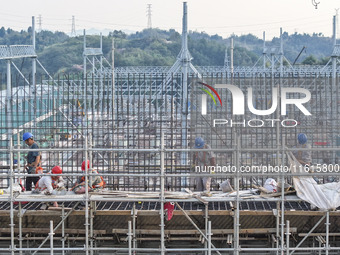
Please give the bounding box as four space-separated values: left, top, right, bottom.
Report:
293 46 306 66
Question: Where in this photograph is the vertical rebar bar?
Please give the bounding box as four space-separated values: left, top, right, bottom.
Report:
231 37 234 75
32 16 37 130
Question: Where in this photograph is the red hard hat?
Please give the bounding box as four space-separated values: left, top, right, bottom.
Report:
52 166 62 174
81 160 90 171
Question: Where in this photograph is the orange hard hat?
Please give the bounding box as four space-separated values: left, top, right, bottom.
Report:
81 160 90 171
51 166 62 174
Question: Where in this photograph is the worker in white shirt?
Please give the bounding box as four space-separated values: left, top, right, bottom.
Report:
34 166 65 207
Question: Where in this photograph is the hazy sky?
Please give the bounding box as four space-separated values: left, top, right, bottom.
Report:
1 0 340 39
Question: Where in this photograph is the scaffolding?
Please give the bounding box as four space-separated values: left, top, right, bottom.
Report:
1 3 340 255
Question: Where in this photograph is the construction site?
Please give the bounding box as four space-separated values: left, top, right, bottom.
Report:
1 2 340 254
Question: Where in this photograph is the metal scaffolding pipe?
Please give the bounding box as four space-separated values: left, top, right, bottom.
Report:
325 211 330 255
128 221 132 255
18 202 23 255
234 135 240 255
174 202 222 255
90 201 94 255
286 220 290 255
132 203 137 254
32 202 80 255
160 132 165 255
49 221 54 255
208 221 212 255
9 138 14 255
205 203 209 255
62 206 65 255
290 214 327 255
84 136 89 255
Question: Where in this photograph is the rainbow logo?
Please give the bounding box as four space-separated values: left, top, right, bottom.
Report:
198 82 222 107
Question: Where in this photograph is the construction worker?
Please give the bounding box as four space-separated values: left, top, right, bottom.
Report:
23 132 41 191
193 137 216 192
34 166 65 207
71 160 105 194
294 133 312 167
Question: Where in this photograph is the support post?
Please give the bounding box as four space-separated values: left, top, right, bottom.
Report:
234 135 240 255
90 201 94 255
49 221 54 255
18 202 23 255
160 133 165 255
132 203 137 254
204 204 209 255
111 38 115 130
286 220 290 255
62 205 65 255
325 211 330 255
208 221 212 255
9 137 15 255
85 136 89 255
128 221 132 255
32 16 37 129
181 2 189 165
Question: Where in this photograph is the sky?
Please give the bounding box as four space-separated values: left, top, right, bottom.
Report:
1 0 340 40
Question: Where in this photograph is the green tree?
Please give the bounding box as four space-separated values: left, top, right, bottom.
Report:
302 55 318 65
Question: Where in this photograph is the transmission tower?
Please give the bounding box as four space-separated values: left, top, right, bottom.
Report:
147 4 152 29
336 9 339 42
37 15 42 32
71 16 76 36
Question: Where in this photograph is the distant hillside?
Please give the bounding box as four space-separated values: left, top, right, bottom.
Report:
0 27 334 76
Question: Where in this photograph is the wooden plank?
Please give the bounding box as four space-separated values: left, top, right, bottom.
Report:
299 233 340 237
112 228 297 235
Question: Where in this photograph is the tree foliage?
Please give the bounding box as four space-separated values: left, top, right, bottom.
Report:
0 27 336 75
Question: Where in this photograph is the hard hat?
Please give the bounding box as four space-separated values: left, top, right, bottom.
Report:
51 166 62 174
297 133 307 145
23 132 33 141
195 137 205 149
81 160 90 171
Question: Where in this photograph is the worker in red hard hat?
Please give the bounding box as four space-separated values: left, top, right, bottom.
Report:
35 166 65 207
71 160 105 194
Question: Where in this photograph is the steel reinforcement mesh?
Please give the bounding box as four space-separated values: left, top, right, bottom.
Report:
0 72 339 191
